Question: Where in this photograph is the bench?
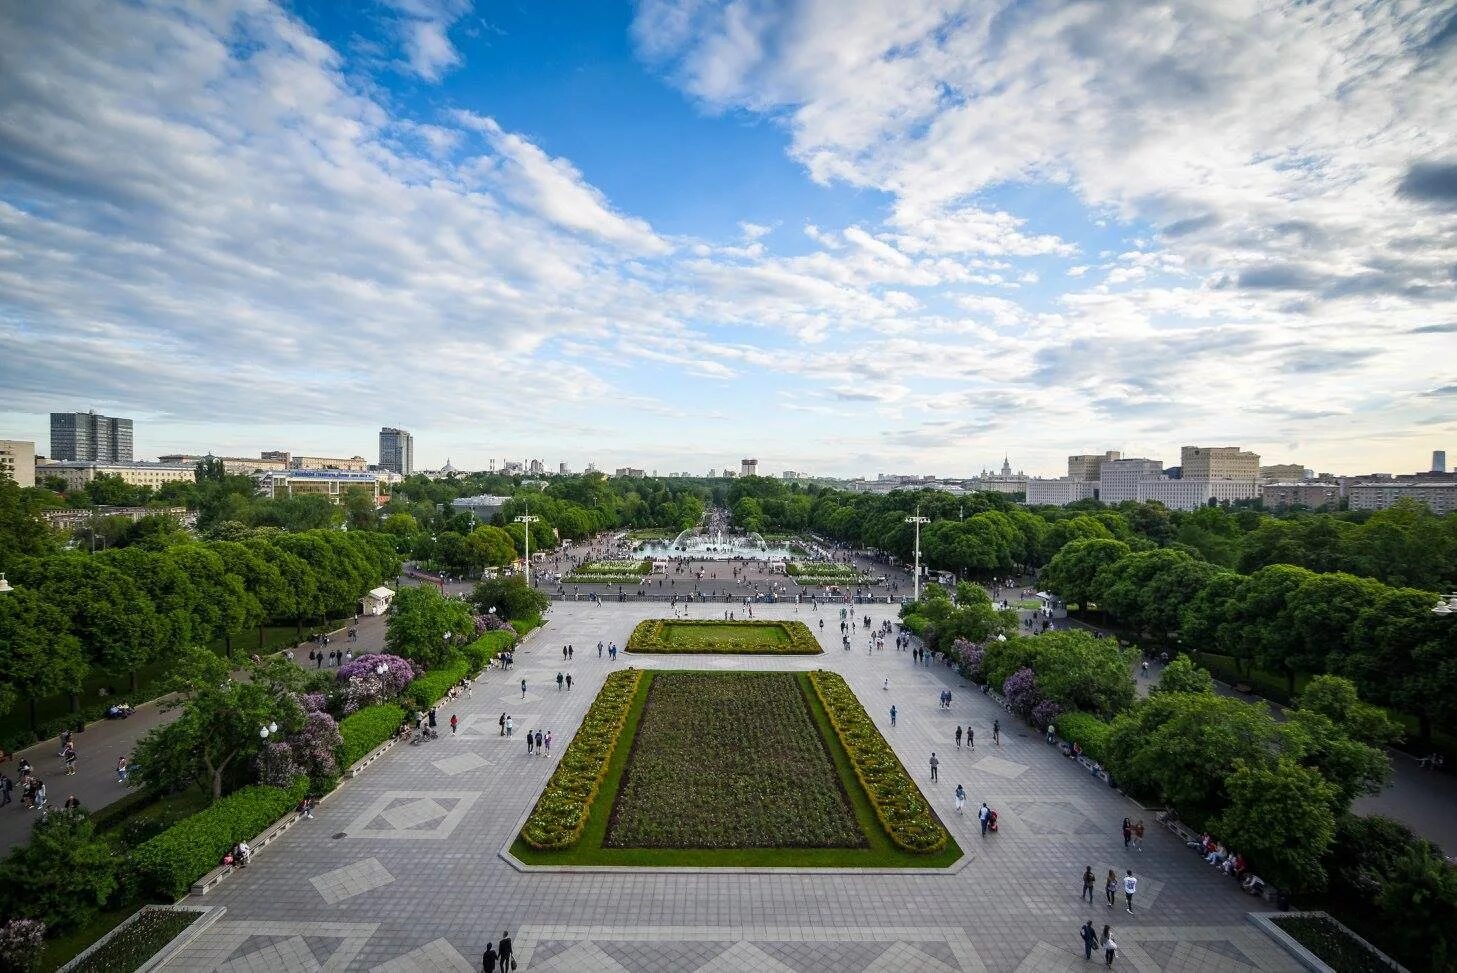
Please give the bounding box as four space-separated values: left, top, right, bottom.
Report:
1233 683 1253 694
190 809 305 895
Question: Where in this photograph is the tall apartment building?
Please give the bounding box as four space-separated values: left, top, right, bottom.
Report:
1067 451 1121 481
50 411 133 462
378 427 414 476
0 439 36 488
741 458 759 477
1098 458 1164 503
1435 450 1448 474
1181 446 1260 480
1263 482 1342 510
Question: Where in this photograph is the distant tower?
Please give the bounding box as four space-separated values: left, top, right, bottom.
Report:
378 427 413 475
1000 456 1012 476
741 458 758 477
1435 450 1448 474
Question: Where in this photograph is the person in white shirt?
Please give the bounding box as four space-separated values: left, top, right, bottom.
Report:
1123 870 1137 913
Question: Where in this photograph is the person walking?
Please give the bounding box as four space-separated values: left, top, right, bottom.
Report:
0 773 11 807
978 802 991 836
556 672 564 691
890 705 897 727
62 744 77 775
1123 870 1137 914
1122 817 1132 848
482 940 498 972
499 713 507 737
1082 866 1096 904
1080 921 1099 961
966 726 974 750
521 678 527 698
1132 820 1144 851
929 752 939 782
597 640 603 658
955 726 963 750
498 932 513 971
954 784 966 815
1102 926 1117 967
505 716 513 738
450 714 459 736
992 719 1000 745
116 756 128 784
544 730 552 755
566 674 573 691
1105 869 1118 908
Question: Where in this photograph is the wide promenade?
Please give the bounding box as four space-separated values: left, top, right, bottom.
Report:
161 601 1300 973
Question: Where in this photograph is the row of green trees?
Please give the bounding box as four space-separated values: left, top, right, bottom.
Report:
724 476 1457 591
0 528 400 736
1042 538 1457 742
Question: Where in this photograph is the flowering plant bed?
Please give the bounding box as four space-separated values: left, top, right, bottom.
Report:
605 672 865 849
808 671 950 853
1266 914 1406 973
626 619 822 654
62 906 211 973
511 670 960 868
787 563 870 584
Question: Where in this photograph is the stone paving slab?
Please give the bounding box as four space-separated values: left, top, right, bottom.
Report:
163 602 1306 973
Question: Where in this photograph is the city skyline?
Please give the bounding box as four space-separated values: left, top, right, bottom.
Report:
2 2 1455 477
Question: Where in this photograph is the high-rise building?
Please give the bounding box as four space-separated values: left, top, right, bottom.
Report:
1181 446 1259 480
1098 458 1164 503
741 458 758 477
558 462 569 475
1026 477 1099 506
1435 450 1448 474
0 439 36 488
528 459 544 476
378 427 414 475
1067 451 1120 481
50 411 133 462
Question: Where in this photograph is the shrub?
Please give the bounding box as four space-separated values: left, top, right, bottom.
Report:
1056 712 1112 763
462 630 517 673
0 919 45 973
335 653 419 714
520 670 642 850
402 655 470 711
1031 699 1063 731
129 779 308 900
0 811 117 934
808 671 950 854
900 613 929 636
1003 667 1041 718
339 703 405 766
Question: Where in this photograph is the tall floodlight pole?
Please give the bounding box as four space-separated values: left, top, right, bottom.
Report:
515 506 540 589
905 510 930 602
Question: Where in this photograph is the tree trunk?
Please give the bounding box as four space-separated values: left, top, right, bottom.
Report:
70 692 80 714
1286 669 1296 697
29 696 38 731
258 623 265 649
130 670 139 693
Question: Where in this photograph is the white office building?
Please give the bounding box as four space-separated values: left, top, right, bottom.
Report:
1098 458 1164 503
1025 478 1099 506
1137 477 1261 510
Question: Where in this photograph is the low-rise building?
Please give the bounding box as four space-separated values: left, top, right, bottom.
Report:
158 454 288 475
1262 482 1342 510
261 451 369 471
37 460 197 491
43 505 196 531
1025 477 1099 506
451 494 512 521
1259 463 1308 483
255 469 388 502
1347 480 1457 514
0 439 36 488
1137 477 1261 510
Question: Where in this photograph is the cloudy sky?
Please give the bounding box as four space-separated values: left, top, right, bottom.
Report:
1 0 1454 478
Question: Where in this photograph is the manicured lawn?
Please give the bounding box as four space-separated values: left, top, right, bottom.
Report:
512 670 961 868
605 672 864 849
626 619 821 654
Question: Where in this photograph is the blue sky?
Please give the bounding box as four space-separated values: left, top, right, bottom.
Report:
1 0 1454 477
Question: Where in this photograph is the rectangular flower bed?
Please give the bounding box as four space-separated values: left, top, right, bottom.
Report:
626 619 822 654
604 671 865 849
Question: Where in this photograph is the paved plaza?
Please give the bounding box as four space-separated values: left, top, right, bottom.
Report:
160 601 1303 972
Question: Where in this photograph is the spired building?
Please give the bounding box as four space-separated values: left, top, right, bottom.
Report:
378 427 414 475
50 410 133 462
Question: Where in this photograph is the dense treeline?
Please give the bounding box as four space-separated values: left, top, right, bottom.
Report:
725 476 1457 591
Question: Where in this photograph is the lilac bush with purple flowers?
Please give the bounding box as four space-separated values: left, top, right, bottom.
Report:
256 709 342 787
0 918 45 971
298 692 328 713
949 638 985 682
1003 666 1041 717
474 613 512 634
335 654 418 713
1031 699 1062 732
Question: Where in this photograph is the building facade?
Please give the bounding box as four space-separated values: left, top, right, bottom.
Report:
254 469 387 502
1347 481 1457 515
1262 482 1342 510
43 505 196 531
50 411 134 462
1259 463 1307 483
378 427 414 476
1025 477 1099 506
1181 446 1260 480
741 458 758 477
1137 477 1261 510
37 460 196 491
451 494 512 521
0 439 36 488
158 454 287 475
1067 451 1121 481
1098 458 1164 503
260 451 370 471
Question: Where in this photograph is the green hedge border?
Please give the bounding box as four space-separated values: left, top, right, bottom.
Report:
339 703 406 766
808 671 950 854
519 669 642 850
625 619 822 655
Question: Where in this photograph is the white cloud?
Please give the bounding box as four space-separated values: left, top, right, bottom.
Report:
382 0 473 82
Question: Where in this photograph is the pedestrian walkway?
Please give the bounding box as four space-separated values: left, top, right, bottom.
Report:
163 601 1303 973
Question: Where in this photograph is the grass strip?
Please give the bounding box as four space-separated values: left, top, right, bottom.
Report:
626 619 822 654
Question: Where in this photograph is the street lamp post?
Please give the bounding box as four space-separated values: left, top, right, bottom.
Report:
515 506 541 589
1433 593 1457 617
0 573 12 595
904 511 930 602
